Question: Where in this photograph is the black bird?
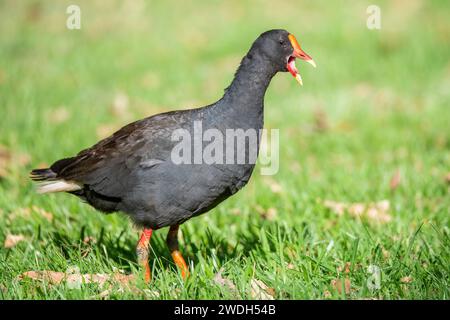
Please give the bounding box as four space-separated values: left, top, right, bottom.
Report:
30 29 316 282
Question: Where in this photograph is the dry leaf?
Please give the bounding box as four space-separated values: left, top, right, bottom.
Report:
344 262 351 274
313 108 329 132
250 279 275 300
0 145 31 178
382 248 390 259
230 208 241 216
18 270 135 287
264 178 283 194
400 276 413 283
4 234 26 248
324 199 392 224
348 203 365 217
96 289 111 299
376 200 390 212
390 169 401 190
111 93 129 117
7 207 32 221
32 206 53 222
19 271 65 284
96 124 118 139
16 153 31 166
213 269 238 295
83 236 97 245
324 200 346 216
445 173 450 184
49 107 70 124
331 278 351 295
366 200 391 223
142 289 161 298
260 207 277 221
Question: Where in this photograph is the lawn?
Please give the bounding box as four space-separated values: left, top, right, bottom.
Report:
0 0 449 299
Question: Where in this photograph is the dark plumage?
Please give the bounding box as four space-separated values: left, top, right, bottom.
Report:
30 29 315 281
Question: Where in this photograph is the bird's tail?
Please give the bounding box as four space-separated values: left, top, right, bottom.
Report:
30 168 57 181
30 168 81 194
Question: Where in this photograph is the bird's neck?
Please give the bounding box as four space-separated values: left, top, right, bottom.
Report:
220 52 278 113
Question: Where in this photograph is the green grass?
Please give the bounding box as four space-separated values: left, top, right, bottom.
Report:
0 0 449 299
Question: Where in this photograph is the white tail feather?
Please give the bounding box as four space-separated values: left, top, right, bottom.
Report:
37 180 82 194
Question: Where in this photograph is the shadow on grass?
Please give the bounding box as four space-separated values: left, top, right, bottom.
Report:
47 221 286 276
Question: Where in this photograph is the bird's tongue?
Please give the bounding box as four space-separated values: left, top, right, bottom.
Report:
287 56 303 85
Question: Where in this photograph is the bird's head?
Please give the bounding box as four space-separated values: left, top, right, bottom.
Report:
252 29 316 85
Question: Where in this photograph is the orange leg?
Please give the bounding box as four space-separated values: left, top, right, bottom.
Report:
136 228 153 283
166 225 189 279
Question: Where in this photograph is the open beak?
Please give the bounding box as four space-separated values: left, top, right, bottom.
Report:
287 34 316 85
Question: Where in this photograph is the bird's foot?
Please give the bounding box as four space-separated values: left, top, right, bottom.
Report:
171 250 190 279
136 228 153 283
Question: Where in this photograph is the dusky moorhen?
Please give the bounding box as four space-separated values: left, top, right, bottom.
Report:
31 29 315 282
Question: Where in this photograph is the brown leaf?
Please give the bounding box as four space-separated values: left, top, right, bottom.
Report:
331 278 351 295
324 199 392 224
313 108 329 132
213 269 238 295
49 107 70 124
7 207 32 221
4 234 26 248
96 124 118 140
141 289 161 298
445 173 450 184
323 290 332 298
390 169 401 190
230 208 241 216
324 200 346 216
83 236 97 245
111 93 129 117
16 153 31 166
382 248 390 259
0 145 31 178
348 203 365 217
259 207 278 221
18 270 135 287
96 289 111 299
19 271 65 284
400 276 413 283
286 263 295 270
344 262 351 274
250 279 275 300
32 206 53 222
366 200 392 223
263 177 283 194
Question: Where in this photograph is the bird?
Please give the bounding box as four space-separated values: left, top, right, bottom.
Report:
30 29 316 282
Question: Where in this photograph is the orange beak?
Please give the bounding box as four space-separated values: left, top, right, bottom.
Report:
287 34 316 85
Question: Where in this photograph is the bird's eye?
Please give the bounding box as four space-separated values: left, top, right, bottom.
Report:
279 40 284 45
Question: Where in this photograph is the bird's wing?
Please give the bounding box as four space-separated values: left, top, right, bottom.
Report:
51 111 186 198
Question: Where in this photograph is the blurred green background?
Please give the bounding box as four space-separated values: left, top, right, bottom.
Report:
0 0 449 299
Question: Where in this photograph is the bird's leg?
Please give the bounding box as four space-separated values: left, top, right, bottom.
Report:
166 225 189 279
136 228 153 283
